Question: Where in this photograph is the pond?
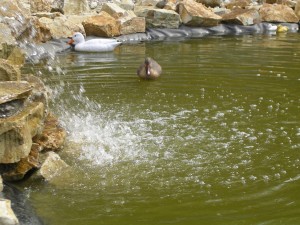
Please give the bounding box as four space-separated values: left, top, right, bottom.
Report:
23 32 300 225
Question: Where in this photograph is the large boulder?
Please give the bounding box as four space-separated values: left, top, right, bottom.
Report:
259 3 299 23
37 15 86 40
177 0 222 27
222 8 261 25
0 199 19 225
296 0 300 19
224 0 252 10
135 7 181 28
83 12 121 37
0 91 45 164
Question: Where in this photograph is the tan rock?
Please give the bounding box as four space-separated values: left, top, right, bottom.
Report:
135 0 161 6
225 0 252 9
7 48 26 66
38 15 86 39
0 59 21 81
259 3 299 23
0 102 45 164
0 199 19 225
0 0 31 39
0 81 32 105
101 3 127 19
37 151 69 181
2 144 40 181
33 113 66 152
177 0 222 27
222 8 261 25
0 23 17 60
115 0 135 10
83 12 121 37
119 13 146 34
295 0 300 20
196 0 222 8
63 0 90 15
135 8 181 28
30 0 52 13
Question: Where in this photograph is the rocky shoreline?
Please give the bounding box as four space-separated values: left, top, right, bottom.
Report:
1 0 300 224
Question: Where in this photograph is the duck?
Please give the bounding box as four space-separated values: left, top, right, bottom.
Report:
67 32 121 52
137 57 162 80
276 24 289 33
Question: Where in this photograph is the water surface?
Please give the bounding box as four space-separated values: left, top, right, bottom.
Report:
23 33 300 225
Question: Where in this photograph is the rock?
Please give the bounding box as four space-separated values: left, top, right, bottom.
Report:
23 74 49 112
0 0 31 40
0 199 19 225
6 48 26 67
135 0 161 6
116 0 135 10
259 3 299 23
1 144 40 181
30 0 65 13
37 151 68 181
0 81 32 118
30 0 52 13
37 15 86 40
0 101 45 164
119 12 146 34
222 8 261 25
163 0 178 11
0 23 17 60
135 8 181 28
0 59 21 82
83 12 121 37
295 0 300 19
195 0 223 8
33 113 66 152
177 0 222 27
224 0 252 9
101 3 127 19
63 0 90 15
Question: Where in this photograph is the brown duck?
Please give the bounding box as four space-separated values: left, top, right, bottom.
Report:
137 57 162 80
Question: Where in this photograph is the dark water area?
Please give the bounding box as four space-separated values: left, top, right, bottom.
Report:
22 32 300 225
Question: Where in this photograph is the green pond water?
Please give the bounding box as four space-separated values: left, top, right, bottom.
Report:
23 33 300 225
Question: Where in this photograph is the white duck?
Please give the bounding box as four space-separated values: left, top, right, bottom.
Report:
67 32 121 52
